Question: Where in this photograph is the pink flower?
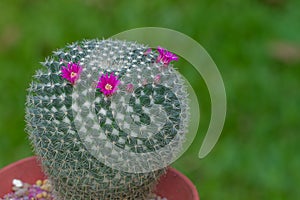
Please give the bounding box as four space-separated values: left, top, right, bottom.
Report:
61 62 82 85
97 72 120 96
156 47 178 65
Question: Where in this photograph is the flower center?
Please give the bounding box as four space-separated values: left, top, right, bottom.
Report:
70 72 77 78
105 83 113 90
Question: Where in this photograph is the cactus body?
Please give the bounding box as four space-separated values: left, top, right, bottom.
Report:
26 39 189 200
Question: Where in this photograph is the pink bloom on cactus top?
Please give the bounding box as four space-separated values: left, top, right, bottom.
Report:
97 72 120 96
156 47 178 65
61 62 82 85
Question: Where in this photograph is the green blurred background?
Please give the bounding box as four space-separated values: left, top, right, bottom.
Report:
1 0 300 199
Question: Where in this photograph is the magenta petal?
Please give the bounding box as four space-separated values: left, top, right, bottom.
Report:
96 72 120 96
156 46 178 65
60 62 82 85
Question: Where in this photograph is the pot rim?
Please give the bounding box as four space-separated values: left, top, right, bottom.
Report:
0 156 199 200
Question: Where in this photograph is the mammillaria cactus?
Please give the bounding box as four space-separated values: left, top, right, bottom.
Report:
25 39 190 200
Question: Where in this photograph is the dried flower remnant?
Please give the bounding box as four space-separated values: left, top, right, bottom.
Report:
126 83 134 93
144 48 152 55
154 74 161 84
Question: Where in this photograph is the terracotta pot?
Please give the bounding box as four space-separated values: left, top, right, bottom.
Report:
0 156 199 200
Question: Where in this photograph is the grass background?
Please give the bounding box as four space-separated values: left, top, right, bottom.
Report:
1 0 300 199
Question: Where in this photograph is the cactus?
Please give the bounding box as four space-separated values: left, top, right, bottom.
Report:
25 39 190 200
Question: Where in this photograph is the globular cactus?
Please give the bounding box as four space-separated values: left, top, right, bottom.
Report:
25 39 190 200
